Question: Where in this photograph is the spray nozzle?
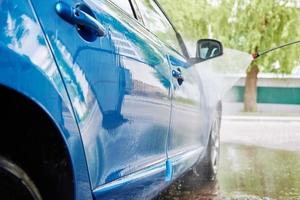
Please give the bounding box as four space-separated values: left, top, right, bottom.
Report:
253 40 300 60
252 53 260 60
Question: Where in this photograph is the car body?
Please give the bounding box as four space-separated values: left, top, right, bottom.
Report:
0 0 222 199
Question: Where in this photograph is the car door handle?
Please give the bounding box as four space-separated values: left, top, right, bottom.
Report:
172 68 184 86
55 1 106 37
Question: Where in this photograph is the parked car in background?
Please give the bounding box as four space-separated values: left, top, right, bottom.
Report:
0 0 222 199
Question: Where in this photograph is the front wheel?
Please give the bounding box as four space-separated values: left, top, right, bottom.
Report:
185 103 222 184
198 102 222 181
0 156 43 200
200 112 221 181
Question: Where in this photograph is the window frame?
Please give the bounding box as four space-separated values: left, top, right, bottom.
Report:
105 0 189 58
131 0 189 58
129 0 145 25
106 0 138 20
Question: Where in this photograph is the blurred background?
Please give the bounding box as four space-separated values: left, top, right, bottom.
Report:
156 0 300 199
160 0 300 114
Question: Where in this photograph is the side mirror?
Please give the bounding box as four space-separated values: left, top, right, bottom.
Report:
196 39 223 61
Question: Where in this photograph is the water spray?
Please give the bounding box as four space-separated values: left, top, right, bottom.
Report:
252 40 300 59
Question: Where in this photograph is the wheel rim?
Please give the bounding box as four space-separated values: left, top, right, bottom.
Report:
210 116 220 175
0 157 42 200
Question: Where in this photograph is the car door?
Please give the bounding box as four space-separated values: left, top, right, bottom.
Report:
134 0 206 179
30 0 172 198
166 50 206 179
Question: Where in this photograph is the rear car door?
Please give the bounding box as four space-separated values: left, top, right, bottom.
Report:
134 0 205 179
30 0 172 198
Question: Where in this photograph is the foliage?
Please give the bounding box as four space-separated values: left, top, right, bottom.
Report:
159 0 300 73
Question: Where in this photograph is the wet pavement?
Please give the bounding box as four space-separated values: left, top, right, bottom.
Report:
156 117 300 200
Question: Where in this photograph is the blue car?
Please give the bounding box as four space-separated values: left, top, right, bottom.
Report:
0 0 223 199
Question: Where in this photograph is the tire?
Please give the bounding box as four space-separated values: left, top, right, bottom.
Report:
197 102 222 181
199 109 221 181
0 156 43 200
181 103 222 187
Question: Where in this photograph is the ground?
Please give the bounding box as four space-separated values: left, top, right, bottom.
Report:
156 115 300 200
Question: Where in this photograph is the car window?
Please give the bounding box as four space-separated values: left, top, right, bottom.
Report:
134 0 182 54
109 0 135 18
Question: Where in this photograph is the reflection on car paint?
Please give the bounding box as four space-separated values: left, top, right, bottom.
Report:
0 0 227 199
0 0 93 199
30 0 175 194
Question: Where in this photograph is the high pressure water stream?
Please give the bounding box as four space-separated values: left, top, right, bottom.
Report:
193 48 253 107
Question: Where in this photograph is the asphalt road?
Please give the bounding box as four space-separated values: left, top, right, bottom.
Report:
156 116 300 200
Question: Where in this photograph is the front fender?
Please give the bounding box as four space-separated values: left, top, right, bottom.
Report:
0 1 92 199
0 35 93 200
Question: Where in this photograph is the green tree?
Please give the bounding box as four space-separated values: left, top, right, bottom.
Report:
159 0 300 111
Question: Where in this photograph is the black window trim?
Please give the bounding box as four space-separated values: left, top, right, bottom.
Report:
106 0 138 20
153 0 189 58
106 0 190 59
129 0 145 25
